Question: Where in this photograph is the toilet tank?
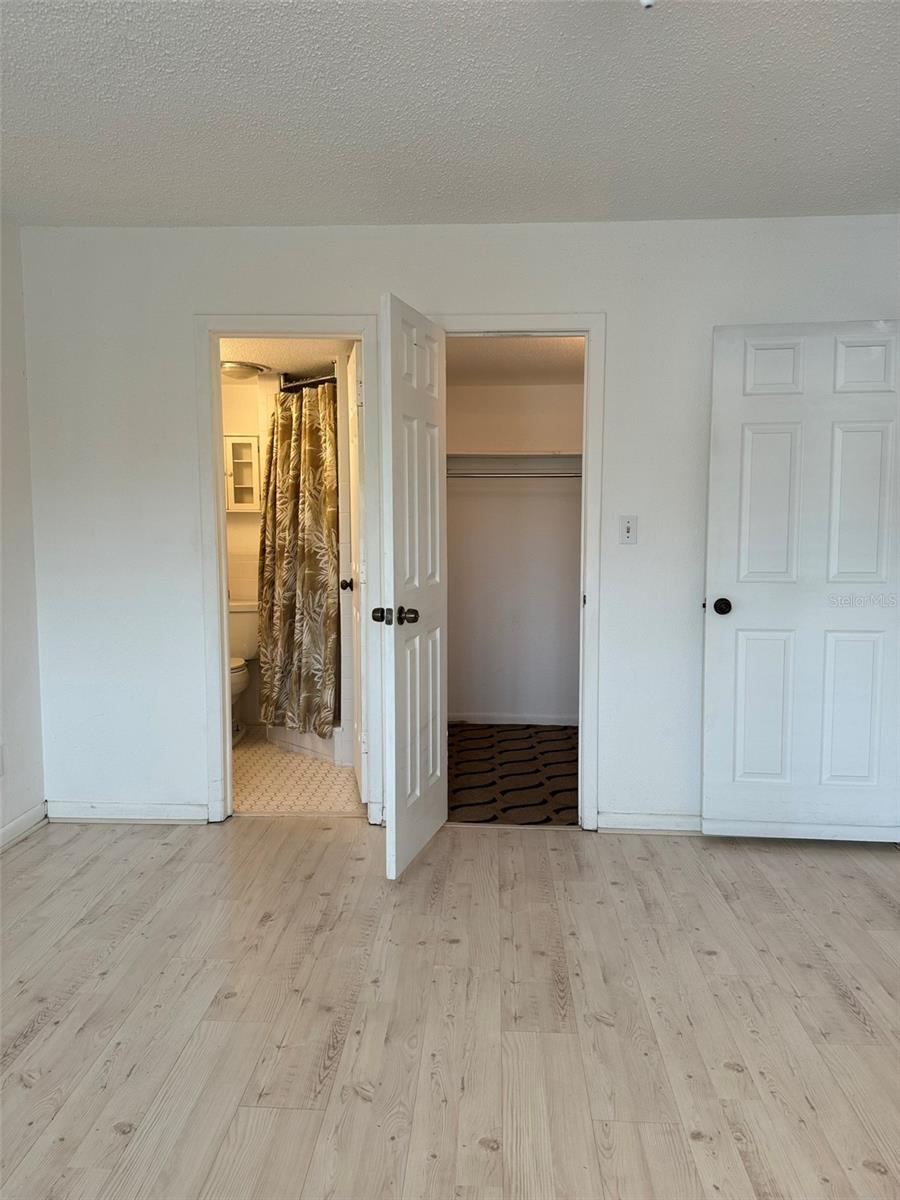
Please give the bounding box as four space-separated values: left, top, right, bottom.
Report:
229 601 259 660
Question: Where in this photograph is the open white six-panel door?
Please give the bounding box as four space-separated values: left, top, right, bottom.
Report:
380 295 448 878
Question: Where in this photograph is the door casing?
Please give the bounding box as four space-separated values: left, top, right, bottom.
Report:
196 311 606 834
435 313 606 832
194 315 383 824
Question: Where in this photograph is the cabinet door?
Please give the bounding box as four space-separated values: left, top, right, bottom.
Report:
224 435 261 512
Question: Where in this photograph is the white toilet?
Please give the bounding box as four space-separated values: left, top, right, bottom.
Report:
228 602 258 743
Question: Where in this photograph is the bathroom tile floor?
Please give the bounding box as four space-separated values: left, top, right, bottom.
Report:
232 725 364 815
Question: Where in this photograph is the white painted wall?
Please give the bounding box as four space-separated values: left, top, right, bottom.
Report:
447 381 583 724
447 382 583 454
19 215 899 827
448 478 581 724
1 221 44 845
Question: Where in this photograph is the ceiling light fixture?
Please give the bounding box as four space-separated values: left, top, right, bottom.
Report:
220 360 269 380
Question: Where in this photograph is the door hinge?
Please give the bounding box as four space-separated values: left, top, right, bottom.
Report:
356 378 364 407
358 561 367 585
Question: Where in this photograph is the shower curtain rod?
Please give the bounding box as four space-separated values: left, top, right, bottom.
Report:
279 373 337 392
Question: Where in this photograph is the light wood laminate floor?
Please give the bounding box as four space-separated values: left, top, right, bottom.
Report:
1 817 898 1200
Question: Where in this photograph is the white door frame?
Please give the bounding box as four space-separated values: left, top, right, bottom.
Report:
434 312 606 831
196 310 605 833
193 314 383 824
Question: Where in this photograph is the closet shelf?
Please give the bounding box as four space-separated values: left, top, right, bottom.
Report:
447 453 581 479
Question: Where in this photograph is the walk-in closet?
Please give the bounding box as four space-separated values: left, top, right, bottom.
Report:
446 335 585 825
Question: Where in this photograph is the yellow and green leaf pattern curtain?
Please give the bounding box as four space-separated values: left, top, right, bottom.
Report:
258 384 338 736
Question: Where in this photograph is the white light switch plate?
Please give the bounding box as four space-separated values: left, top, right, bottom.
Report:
619 515 638 544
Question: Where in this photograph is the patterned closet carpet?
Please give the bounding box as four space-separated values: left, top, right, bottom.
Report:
448 722 579 826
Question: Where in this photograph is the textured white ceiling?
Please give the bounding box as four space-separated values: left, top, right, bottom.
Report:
219 337 352 377
447 336 584 385
2 1 898 226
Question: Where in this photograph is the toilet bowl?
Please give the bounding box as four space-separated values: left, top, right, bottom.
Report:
230 657 250 701
229 601 258 745
230 657 250 745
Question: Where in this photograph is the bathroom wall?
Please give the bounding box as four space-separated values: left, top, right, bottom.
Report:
447 379 583 725
222 376 273 605
221 375 274 728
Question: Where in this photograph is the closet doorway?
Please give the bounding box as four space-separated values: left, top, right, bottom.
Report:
446 335 585 826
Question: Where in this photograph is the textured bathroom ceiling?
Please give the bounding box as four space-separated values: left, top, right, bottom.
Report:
447 336 584 386
219 338 353 378
2 1 898 226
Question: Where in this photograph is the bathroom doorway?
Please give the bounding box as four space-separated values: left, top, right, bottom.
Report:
217 335 367 818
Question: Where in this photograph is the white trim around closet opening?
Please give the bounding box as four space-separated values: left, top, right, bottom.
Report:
193 314 382 825
434 312 606 832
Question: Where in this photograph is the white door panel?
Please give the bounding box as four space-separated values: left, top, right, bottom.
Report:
703 322 899 839
381 295 447 878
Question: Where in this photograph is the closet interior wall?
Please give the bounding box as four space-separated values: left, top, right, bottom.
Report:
446 374 584 727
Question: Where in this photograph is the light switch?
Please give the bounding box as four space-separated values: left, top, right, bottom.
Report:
619 515 638 544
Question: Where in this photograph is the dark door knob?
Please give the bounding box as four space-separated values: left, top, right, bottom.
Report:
713 597 732 615
340 578 353 591
372 607 393 625
396 606 419 625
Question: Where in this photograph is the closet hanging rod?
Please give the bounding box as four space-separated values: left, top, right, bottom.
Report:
447 452 581 479
451 475 585 480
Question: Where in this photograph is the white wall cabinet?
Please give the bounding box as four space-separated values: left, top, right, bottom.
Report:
224 435 261 512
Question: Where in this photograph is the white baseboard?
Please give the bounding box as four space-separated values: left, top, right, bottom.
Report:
702 818 900 842
449 712 578 727
47 800 207 823
598 811 702 833
1 803 48 849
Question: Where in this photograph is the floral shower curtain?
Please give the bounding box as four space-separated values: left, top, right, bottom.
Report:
257 383 339 737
